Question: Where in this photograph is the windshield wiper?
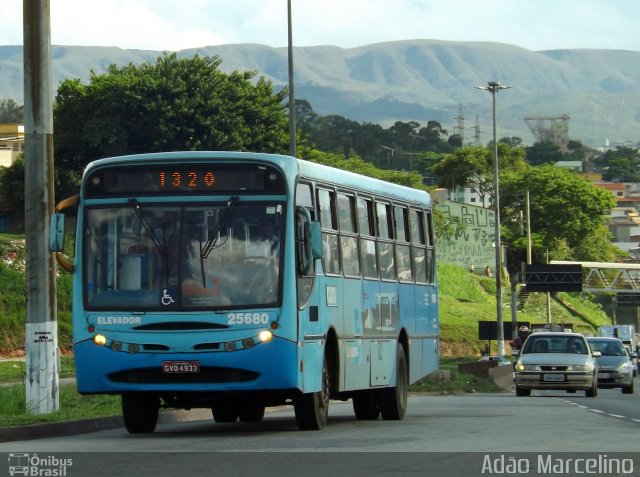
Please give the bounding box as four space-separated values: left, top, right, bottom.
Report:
201 195 239 259
128 199 169 280
128 199 166 253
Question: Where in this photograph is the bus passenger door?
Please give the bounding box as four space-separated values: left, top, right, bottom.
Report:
295 206 324 392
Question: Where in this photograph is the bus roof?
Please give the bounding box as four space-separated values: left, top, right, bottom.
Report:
83 151 431 207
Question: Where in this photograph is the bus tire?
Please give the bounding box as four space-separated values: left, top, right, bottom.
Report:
352 390 380 420
294 355 330 430
122 393 159 434
238 403 266 422
212 405 239 423
377 343 408 420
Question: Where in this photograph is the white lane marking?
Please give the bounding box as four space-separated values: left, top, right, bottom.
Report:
554 397 640 424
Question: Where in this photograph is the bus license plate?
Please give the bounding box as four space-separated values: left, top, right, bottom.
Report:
162 360 200 373
543 373 564 382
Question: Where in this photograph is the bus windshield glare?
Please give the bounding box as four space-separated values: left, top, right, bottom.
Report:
84 202 283 310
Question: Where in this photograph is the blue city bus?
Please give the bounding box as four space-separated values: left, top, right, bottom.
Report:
50 151 438 432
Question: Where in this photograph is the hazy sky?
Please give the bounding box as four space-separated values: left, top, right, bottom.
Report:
2 0 639 52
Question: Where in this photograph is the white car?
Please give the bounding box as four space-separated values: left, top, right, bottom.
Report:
514 332 600 397
586 337 635 394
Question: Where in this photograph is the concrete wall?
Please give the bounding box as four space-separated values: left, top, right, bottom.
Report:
437 200 496 271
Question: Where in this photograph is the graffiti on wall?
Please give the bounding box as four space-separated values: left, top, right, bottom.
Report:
437 201 496 270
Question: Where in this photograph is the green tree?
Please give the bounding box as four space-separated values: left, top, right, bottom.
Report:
499 136 523 148
565 140 587 162
0 99 24 123
525 140 564 166
431 144 526 205
53 53 290 173
302 149 426 190
0 155 24 213
595 146 640 181
500 165 618 263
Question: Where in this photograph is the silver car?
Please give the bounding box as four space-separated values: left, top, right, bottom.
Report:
514 332 600 397
586 337 635 394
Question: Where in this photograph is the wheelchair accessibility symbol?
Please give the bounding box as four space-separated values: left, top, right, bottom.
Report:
161 289 175 306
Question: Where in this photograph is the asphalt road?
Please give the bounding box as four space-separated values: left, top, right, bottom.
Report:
2 391 639 477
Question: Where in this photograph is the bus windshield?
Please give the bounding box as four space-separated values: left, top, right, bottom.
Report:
84 202 283 310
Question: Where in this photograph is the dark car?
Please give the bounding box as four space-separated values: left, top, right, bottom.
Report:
586 337 635 394
514 332 600 397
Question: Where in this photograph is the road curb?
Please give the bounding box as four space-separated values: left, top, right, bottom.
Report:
0 409 212 443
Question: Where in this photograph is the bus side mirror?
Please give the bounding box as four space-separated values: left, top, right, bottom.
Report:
49 213 65 252
296 206 321 275
50 194 79 273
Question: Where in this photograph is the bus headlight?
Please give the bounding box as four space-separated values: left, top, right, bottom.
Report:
259 330 273 343
94 334 107 346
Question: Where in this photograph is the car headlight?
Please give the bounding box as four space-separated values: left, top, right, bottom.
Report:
516 363 541 372
568 364 594 372
617 362 630 371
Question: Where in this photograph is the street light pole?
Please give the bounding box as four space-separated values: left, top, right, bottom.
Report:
475 81 511 356
381 146 394 168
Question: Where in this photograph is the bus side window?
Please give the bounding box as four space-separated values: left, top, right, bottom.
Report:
395 206 412 282
376 202 395 280
358 197 377 278
338 193 360 277
425 211 435 284
410 208 427 283
318 188 339 274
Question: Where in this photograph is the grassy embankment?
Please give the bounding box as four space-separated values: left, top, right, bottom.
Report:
0 234 612 426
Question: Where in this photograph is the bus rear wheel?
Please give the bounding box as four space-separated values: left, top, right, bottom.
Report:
377 343 408 420
352 390 380 420
294 355 330 430
122 393 160 433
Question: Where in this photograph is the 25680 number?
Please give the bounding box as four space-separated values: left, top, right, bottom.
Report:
227 312 269 325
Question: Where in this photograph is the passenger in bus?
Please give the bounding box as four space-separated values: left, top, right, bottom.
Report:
181 232 232 304
248 215 280 260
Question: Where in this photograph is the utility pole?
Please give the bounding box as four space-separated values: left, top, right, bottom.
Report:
24 0 59 414
287 0 296 157
475 81 511 356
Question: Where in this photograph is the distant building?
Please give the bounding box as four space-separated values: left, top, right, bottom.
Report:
0 123 25 232
438 185 490 208
594 181 640 257
0 123 24 167
555 160 582 172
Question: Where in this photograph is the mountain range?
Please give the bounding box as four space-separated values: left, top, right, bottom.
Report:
1 39 639 147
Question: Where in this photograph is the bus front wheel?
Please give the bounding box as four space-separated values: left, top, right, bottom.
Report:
294 355 330 430
377 343 408 420
238 403 266 422
212 405 239 423
122 393 160 433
